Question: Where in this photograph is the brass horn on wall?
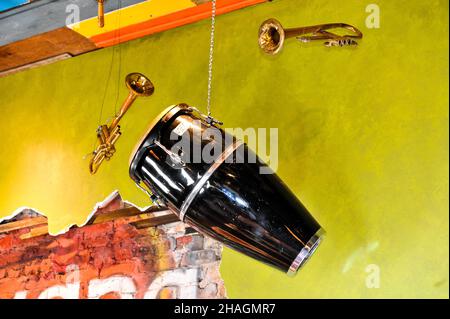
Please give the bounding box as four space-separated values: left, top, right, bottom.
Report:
258 18 363 55
89 73 154 174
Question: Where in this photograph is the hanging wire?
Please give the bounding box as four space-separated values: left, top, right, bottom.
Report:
91 0 121 157
114 0 123 115
98 44 115 126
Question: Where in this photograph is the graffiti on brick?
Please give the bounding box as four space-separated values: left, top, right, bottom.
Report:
11 265 200 299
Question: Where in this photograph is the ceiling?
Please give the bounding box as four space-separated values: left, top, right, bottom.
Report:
0 0 28 12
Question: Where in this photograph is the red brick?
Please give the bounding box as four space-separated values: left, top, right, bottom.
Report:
0 236 14 250
0 195 226 299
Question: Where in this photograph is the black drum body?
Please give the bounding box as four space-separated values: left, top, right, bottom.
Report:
129 104 324 275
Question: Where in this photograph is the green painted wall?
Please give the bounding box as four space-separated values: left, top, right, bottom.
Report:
0 0 448 298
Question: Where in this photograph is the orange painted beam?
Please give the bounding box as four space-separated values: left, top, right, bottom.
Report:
91 0 266 48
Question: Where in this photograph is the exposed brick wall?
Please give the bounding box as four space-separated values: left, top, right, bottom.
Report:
0 193 226 299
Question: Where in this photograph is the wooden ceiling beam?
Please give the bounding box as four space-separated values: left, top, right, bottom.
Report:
0 27 97 75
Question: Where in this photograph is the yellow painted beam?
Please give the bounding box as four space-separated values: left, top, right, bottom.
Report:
68 0 195 39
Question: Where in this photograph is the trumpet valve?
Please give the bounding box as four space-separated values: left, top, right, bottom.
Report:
324 37 359 47
96 124 109 144
107 128 122 148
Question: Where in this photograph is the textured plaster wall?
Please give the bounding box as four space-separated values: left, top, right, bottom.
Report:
0 0 448 298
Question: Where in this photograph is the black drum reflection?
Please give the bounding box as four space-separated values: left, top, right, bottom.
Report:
129 104 324 275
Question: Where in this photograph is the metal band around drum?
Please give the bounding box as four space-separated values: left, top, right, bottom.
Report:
179 140 244 221
287 228 325 276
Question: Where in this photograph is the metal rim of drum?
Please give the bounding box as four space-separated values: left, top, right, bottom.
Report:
128 104 180 169
287 228 326 276
178 140 244 221
129 103 197 185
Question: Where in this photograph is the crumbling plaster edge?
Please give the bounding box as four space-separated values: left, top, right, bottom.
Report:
0 189 155 236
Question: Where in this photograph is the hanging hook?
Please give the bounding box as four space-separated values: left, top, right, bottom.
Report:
96 0 105 28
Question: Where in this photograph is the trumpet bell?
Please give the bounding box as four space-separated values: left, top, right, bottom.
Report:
258 18 285 55
126 73 155 97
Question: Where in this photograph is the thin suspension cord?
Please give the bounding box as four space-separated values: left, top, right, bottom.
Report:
98 42 115 127
90 22 115 158
91 0 120 157
114 0 123 115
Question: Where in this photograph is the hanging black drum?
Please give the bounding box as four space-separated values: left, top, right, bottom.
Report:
129 104 325 275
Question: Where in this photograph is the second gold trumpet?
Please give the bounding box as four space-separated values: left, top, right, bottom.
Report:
258 18 363 55
89 73 154 174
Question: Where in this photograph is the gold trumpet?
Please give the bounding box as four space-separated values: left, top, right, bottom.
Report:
258 18 363 55
89 73 154 174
